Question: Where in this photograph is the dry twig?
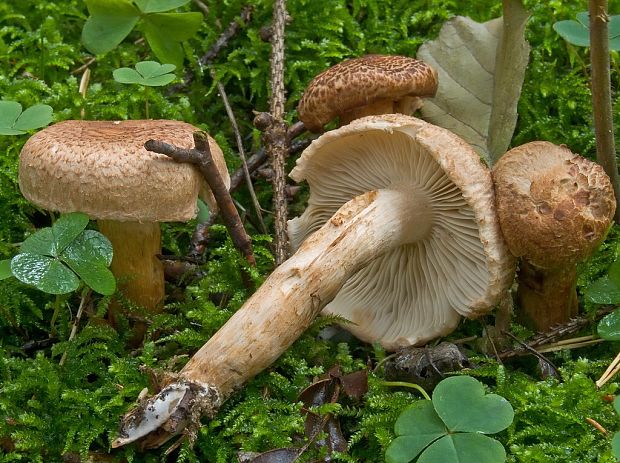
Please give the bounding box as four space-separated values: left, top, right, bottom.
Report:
213 76 267 234
144 134 256 270
265 0 290 265
169 5 254 93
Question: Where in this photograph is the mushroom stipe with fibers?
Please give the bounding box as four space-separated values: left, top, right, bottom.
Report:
19 120 230 314
113 115 513 448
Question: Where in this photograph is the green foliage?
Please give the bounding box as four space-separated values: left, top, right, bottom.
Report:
82 0 202 67
0 101 53 135
490 359 619 463
598 308 620 340
554 12 620 50
113 60 177 86
613 397 620 460
386 376 513 463
1 213 115 296
2 0 620 461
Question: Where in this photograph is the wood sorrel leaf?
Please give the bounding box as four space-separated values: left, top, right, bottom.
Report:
417 433 506 463
11 253 79 294
133 0 191 13
597 308 620 341
113 61 177 86
585 259 620 305
386 401 446 463
0 101 53 135
432 376 514 434
142 12 202 67
60 230 115 295
82 0 140 55
50 212 90 256
554 12 620 50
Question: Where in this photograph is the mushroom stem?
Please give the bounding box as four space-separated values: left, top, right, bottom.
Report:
515 261 578 332
340 99 395 126
113 187 431 448
98 220 164 314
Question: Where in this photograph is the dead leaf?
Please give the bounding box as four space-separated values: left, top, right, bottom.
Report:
417 0 530 165
339 370 368 400
245 448 300 463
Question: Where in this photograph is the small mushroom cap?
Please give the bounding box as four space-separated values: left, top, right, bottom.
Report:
297 55 438 132
289 114 514 349
19 120 230 222
493 141 616 269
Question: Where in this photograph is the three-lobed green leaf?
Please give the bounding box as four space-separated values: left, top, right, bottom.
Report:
9 213 115 295
554 12 620 50
81 0 202 67
433 376 514 434
113 61 176 86
386 376 513 463
0 101 53 135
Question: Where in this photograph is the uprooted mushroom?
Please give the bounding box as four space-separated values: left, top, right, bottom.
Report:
113 115 514 448
493 141 616 331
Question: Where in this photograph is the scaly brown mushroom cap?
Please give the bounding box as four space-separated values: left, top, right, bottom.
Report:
297 55 438 132
493 141 615 269
19 119 229 221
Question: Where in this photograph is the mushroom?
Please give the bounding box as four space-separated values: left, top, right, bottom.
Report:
113 115 513 448
18 119 229 313
297 55 438 132
492 141 616 331
289 114 515 349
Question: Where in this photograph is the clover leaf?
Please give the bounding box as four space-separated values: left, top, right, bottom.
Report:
386 376 513 463
8 213 115 295
82 0 202 68
586 257 620 305
0 101 53 135
554 12 620 50
113 61 177 86
598 308 620 341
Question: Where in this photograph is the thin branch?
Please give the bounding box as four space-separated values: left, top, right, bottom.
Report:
266 0 289 265
169 5 254 93
589 0 620 222
70 57 96 75
144 136 256 269
192 0 209 16
213 75 267 234
229 138 311 193
500 330 560 377
60 289 91 366
498 305 614 359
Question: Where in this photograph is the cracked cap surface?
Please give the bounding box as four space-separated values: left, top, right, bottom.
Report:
493 141 616 269
297 55 438 132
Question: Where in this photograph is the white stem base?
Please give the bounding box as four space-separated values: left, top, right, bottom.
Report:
114 187 429 447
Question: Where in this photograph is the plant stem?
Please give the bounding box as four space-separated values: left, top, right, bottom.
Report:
589 0 620 222
144 86 150 119
379 381 432 400
267 0 290 265
50 294 62 337
60 288 91 366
